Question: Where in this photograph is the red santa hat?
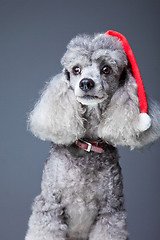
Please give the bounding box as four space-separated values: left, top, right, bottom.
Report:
105 30 151 132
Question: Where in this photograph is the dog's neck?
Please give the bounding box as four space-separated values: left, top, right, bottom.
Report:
82 103 104 141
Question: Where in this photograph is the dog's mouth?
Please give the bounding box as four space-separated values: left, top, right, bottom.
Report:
77 95 105 105
81 95 102 100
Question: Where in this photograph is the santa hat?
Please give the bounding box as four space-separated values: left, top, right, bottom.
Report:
105 30 151 132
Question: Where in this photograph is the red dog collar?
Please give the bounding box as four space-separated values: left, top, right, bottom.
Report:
76 139 105 153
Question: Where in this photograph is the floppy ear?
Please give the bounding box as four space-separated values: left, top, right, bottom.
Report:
98 71 160 149
28 73 85 145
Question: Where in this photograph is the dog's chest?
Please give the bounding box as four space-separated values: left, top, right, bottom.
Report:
60 165 108 238
44 146 118 239
63 177 98 238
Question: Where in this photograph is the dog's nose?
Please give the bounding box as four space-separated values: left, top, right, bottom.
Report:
79 78 95 92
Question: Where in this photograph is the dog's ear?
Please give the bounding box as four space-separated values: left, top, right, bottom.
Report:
98 71 160 149
28 73 85 145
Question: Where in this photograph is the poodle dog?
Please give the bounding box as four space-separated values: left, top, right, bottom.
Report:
25 31 160 240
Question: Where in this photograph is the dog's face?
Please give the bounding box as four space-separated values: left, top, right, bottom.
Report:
62 34 128 106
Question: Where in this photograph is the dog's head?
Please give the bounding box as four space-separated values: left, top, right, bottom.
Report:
28 32 160 148
61 33 127 107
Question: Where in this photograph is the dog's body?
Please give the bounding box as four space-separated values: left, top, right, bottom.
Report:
25 32 160 240
27 143 126 240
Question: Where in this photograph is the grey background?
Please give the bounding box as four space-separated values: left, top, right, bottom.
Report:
0 0 160 239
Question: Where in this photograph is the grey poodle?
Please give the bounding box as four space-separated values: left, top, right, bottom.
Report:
25 31 160 240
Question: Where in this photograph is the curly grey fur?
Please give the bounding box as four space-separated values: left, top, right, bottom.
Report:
26 33 160 240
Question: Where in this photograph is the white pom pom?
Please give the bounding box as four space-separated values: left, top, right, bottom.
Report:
137 113 152 132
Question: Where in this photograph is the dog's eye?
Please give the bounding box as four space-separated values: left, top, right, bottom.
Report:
72 66 81 75
101 65 111 75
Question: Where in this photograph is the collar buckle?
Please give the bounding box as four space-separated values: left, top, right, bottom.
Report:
79 139 92 152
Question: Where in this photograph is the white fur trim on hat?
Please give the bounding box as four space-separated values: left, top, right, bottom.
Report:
137 113 152 132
